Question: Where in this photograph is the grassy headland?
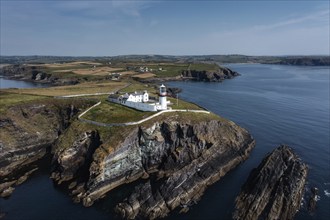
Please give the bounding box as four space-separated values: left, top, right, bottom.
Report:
0 58 226 152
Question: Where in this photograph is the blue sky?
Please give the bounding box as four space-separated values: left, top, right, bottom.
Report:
1 0 329 56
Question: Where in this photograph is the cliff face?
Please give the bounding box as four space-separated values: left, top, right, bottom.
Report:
67 119 255 219
1 96 256 219
233 145 308 220
0 99 93 197
51 130 101 185
181 67 239 82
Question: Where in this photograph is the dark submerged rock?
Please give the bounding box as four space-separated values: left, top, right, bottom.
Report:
233 145 308 220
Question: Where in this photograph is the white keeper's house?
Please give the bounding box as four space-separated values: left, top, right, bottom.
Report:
108 84 170 112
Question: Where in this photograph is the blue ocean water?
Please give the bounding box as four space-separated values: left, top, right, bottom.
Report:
0 64 329 219
0 77 47 89
168 64 330 220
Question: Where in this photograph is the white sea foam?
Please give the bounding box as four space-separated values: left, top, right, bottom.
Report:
324 190 330 197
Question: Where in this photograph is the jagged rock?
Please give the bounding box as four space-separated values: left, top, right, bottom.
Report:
0 99 94 197
51 130 101 184
308 187 319 213
0 186 14 197
0 167 38 198
78 118 254 219
16 168 38 185
166 87 182 97
233 145 308 220
32 72 50 81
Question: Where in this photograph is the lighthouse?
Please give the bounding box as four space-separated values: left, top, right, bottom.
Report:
159 84 167 110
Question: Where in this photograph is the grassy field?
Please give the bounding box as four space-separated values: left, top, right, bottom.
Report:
145 62 219 78
168 97 204 110
149 63 189 78
132 73 156 79
82 102 156 124
81 94 205 124
18 61 221 82
0 91 48 113
3 82 127 97
97 62 219 78
26 61 127 81
119 82 155 94
189 63 219 71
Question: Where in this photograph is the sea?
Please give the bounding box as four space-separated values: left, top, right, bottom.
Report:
0 64 329 220
0 77 48 89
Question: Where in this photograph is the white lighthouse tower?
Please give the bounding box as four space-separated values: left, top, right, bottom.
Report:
159 84 167 110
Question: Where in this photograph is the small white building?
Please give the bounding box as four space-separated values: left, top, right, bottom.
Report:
125 91 149 103
108 85 170 112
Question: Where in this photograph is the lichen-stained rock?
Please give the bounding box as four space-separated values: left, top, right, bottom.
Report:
233 145 308 220
81 118 255 219
51 130 101 184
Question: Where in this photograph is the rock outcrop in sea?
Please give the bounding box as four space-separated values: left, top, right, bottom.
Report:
233 145 308 220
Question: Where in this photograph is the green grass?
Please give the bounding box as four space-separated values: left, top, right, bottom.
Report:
168 97 204 110
189 63 219 71
0 91 48 113
28 61 221 81
119 83 152 94
4 82 126 97
82 102 156 124
141 63 219 78
153 64 189 78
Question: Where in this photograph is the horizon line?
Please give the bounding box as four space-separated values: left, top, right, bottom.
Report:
1 54 329 57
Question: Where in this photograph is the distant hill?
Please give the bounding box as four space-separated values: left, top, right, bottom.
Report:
1 55 329 66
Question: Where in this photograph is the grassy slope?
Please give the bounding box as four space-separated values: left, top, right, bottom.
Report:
1 60 224 154
0 91 48 113
4 82 127 97
83 102 155 124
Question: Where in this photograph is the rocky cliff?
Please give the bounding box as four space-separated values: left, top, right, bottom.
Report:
0 64 79 85
0 96 255 219
233 145 308 220
0 99 94 197
51 130 101 185
181 67 239 82
55 116 255 219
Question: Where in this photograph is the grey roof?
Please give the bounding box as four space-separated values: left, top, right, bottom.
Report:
108 94 120 99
